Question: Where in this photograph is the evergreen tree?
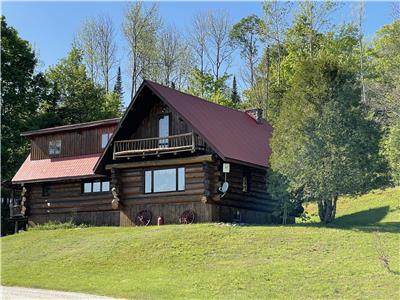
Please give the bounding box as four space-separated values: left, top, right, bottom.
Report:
231 76 240 104
113 66 123 98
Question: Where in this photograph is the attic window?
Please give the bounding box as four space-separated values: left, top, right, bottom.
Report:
48 140 61 155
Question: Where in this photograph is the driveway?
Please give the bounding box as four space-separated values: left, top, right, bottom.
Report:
1 286 122 300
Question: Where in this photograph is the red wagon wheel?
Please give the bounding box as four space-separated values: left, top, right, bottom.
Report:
135 210 152 226
179 210 195 224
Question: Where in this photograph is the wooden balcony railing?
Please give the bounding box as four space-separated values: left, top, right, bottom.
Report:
113 132 202 159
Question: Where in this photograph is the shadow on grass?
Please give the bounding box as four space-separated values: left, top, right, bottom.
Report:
293 206 400 233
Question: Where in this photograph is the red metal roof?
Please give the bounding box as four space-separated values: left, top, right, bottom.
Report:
12 153 102 184
146 81 273 168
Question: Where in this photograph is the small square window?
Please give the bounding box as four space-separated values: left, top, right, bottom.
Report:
49 140 61 155
101 181 110 192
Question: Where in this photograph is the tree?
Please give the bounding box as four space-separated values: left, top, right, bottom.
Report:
206 10 233 80
231 76 240 104
75 18 98 82
230 15 264 87
113 66 123 99
159 26 180 86
189 11 209 74
76 14 117 93
270 26 387 223
187 68 233 107
45 47 121 124
367 21 400 183
1 17 45 181
123 2 160 97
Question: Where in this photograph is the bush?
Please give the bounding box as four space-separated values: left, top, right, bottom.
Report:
30 220 88 231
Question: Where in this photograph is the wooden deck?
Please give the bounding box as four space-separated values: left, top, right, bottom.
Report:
113 132 205 159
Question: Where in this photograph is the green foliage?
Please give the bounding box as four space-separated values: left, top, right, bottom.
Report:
45 47 122 124
187 68 236 108
382 121 400 184
113 66 124 107
0 16 45 181
367 21 400 184
230 76 240 104
270 23 388 223
2 187 399 299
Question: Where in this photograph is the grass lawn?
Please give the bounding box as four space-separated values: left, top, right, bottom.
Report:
1 187 399 299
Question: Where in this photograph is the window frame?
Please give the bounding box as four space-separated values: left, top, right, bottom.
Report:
144 167 185 194
82 180 111 194
48 139 62 155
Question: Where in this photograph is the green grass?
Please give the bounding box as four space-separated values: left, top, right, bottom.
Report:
2 187 400 299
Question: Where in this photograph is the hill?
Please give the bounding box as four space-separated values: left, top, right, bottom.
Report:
2 187 399 299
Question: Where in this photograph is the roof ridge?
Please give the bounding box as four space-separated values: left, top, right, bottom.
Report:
21 117 121 136
144 80 247 115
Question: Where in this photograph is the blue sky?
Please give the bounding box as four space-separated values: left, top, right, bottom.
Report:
3 1 394 105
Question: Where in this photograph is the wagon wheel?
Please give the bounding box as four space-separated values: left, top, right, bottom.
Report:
135 210 152 226
179 210 195 224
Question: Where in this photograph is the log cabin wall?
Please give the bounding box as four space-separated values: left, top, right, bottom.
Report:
30 124 117 160
27 181 119 226
119 162 219 225
213 163 276 224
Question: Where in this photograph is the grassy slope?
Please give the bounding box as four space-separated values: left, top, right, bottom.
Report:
2 187 399 300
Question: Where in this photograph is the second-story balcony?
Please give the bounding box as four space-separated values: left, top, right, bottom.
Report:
113 132 205 159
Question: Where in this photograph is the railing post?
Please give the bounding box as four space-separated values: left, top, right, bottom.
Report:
113 142 116 160
191 132 195 152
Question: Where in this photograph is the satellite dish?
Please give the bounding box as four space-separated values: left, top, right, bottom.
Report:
219 182 229 194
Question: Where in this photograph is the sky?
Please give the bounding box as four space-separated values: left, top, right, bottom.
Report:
2 1 395 106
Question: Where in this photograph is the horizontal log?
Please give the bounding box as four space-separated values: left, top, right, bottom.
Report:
123 195 202 205
106 155 213 170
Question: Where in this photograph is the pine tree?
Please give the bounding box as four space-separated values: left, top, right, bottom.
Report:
113 66 123 99
231 76 240 104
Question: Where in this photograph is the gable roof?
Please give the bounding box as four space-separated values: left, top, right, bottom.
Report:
95 80 273 172
12 153 103 184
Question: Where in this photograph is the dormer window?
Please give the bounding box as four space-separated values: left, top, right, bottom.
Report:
48 140 61 155
101 132 112 149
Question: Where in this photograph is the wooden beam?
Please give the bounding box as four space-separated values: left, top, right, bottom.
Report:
105 155 213 170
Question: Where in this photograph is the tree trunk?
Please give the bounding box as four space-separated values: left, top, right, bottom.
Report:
317 195 338 224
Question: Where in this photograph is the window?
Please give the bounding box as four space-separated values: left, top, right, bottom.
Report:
42 184 50 196
49 140 61 155
144 167 185 193
101 132 112 149
158 114 169 147
82 180 110 193
242 176 248 192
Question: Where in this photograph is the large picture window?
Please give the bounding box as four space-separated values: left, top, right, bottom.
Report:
82 180 110 193
145 167 185 193
48 140 61 155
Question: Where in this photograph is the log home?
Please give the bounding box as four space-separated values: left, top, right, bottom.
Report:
11 80 275 226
